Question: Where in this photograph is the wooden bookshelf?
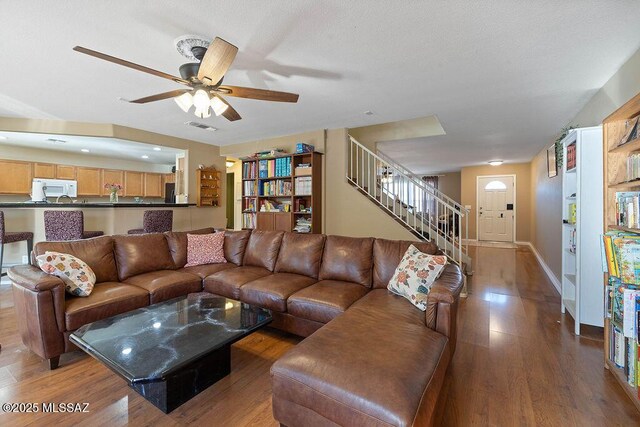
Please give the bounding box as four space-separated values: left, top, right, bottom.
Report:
240 152 322 233
602 90 640 412
196 167 221 207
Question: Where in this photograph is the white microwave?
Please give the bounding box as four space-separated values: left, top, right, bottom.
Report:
32 179 78 199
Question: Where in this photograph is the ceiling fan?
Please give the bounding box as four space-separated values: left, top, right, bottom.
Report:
72 37 299 122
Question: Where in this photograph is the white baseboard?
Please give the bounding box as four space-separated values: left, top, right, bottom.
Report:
522 242 561 295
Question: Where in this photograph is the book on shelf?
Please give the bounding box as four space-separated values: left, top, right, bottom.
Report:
566 142 577 170
242 161 257 179
258 158 291 178
260 179 292 196
242 213 256 229
243 180 257 196
627 154 640 182
618 116 639 147
295 176 312 195
293 217 312 233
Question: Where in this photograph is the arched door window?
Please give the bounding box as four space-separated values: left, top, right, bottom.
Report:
485 180 507 190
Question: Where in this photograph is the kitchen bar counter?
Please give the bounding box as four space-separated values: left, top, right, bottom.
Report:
0 203 195 208
1 203 218 265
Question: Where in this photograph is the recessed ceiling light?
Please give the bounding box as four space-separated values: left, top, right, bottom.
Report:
141 155 149 159
153 147 161 151
488 160 503 166
0 135 7 140
81 148 90 153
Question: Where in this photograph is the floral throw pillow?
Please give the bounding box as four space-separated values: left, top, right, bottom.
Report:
185 232 227 267
387 244 447 311
36 251 96 297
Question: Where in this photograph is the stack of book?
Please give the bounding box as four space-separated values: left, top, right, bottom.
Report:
260 179 292 196
603 231 640 388
616 192 640 228
242 161 257 179
293 217 312 233
243 181 257 196
259 157 291 178
295 177 312 195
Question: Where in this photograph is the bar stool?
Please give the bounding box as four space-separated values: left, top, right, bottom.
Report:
44 211 104 241
127 210 173 234
0 211 33 277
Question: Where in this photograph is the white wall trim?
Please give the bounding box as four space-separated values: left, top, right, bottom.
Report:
522 241 561 295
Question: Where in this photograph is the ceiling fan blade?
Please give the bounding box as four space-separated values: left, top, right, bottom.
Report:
216 85 299 103
197 38 238 86
215 95 241 121
73 46 191 85
129 89 191 104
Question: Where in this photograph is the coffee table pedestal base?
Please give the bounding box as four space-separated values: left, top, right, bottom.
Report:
131 345 231 413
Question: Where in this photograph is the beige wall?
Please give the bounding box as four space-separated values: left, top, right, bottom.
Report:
461 163 531 241
437 172 461 203
529 47 640 282
349 115 445 146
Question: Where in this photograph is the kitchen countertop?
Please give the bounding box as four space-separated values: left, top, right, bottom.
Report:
0 203 196 208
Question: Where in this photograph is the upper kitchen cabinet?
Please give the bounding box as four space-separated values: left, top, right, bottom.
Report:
33 163 56 179
144 173 162 198
56 165 77 180
101 169 124 196
125 171 144 197
76 167 102 196
0 160 32 194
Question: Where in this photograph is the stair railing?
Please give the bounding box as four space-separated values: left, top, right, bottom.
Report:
347 135 469 267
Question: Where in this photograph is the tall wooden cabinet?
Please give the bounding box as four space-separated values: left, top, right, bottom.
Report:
560 126 603 335
241 151 322 233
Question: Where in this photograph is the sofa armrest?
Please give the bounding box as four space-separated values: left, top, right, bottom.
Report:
426 263 464 352
8 265 66 364
8 265 65 292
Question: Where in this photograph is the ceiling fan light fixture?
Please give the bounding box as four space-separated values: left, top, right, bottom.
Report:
174 92 193 112
194 106 211 119
193 89 211 110
210 96 229 116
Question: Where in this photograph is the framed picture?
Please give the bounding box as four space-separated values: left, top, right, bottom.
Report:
547 145 557 178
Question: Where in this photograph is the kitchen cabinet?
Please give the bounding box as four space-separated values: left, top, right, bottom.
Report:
144 173 162 198
56 165 76 180
164 173 175 184
0 160 32 194
76 167 102 196
33 163 56 179
125 171 144 197
101 169 124 196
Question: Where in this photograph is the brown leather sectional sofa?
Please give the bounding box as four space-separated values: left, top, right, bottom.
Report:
8 228 464 426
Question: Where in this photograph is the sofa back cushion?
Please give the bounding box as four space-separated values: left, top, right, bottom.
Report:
113 234 175 280
224 230 252 265
164 227 216 268
243 230 284 271
275 233 326 278
33 236 118 283
318 236 374 287
372 238 440 289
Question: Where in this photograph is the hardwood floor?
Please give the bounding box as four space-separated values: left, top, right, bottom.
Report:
1 245 639 426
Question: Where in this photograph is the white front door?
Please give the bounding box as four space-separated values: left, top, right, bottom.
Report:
477 176 515 242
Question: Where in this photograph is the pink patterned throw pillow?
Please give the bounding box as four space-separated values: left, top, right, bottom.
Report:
185 232 226 267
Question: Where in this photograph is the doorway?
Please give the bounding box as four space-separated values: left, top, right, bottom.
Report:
226 173 234 229
477 175 515 242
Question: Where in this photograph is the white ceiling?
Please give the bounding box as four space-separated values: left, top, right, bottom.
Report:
0 131 182 165
2 1 640 173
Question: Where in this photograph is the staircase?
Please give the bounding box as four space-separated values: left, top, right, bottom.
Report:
346 135 472 274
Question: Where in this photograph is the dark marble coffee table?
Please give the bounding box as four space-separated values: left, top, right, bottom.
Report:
70 292 272 413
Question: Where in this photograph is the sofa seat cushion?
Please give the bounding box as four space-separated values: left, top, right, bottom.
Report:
271 308 450 427
203 266 271 299
287 280 369 324
124 270 202 304
240 273 317 312
179 263 237 279
65 282 149 330
348 289 426 326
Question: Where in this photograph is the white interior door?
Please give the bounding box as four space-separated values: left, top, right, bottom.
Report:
478 176 515 242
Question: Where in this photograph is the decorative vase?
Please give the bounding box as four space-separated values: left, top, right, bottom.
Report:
110 191 119 203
